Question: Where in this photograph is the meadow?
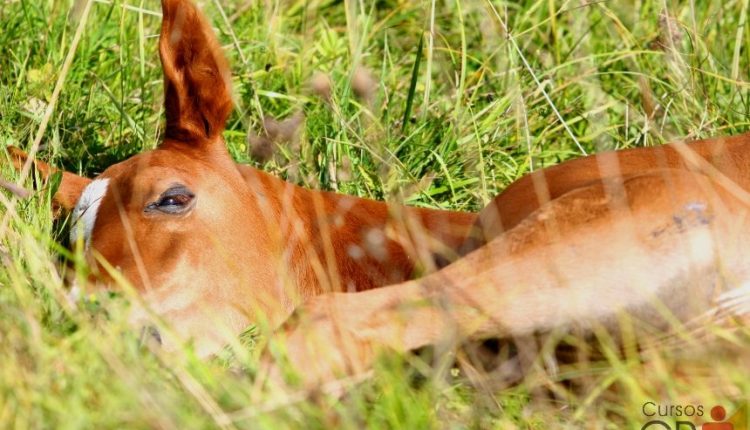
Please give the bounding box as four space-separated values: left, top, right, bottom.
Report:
1 0 750 428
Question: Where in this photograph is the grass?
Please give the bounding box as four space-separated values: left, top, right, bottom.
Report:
1 0 750 427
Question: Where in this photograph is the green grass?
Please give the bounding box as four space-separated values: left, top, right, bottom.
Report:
2 0 750 428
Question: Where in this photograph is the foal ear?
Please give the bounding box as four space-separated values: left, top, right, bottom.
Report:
5 146 91 211
159 0 234 143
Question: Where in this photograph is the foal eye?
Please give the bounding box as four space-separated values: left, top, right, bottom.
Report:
145 185 195 215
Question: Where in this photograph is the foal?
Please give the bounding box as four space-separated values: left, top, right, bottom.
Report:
5 0 750 388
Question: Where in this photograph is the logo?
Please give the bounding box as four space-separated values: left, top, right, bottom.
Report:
641 402 747 430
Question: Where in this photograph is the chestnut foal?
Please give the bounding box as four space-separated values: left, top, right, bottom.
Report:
6 0 750 387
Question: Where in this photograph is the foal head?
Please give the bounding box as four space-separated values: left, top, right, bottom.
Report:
16 0 290 353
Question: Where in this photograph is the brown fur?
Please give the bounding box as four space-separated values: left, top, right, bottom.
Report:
6 146 91 210
469 133 750 247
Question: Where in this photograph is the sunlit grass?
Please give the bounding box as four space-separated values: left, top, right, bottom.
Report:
2 0 750 427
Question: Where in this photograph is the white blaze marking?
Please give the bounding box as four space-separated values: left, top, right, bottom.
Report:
70 178 110 250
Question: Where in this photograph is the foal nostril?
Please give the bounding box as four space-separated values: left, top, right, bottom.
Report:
139 325 163 348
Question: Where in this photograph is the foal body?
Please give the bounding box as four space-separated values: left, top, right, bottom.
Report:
273 133 750 384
